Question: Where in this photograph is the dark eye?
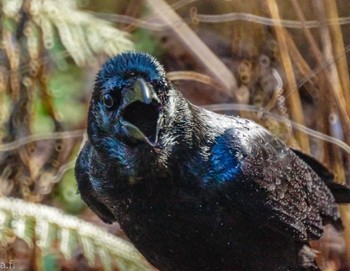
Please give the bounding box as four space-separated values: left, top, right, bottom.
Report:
151 80 163 89
102 94 114 109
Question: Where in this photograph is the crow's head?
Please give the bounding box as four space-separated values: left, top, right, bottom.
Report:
88 51 177 151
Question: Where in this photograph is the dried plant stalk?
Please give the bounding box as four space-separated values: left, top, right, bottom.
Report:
313 0 344 122
284 30 318 95
313 0 350 266
145 0 237 98
313 0 350 265
291 0 350 147
265 0 310 152
284 30 331 166
167 71 219 88
323 0 350 117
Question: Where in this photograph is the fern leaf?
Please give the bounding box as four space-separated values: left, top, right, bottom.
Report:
59 227 78 260
79 235 96 266
98 246 113 271
36 219 57 253
0 197 153 271
0 210 16 246
2 0 134 66
11 216 36 248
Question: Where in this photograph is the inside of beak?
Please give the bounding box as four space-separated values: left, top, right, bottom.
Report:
121 79 163 146
122 100 161 144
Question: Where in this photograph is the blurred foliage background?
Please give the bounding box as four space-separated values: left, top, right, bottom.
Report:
0 0 350 270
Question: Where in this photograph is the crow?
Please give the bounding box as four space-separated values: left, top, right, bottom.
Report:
75 51 350 271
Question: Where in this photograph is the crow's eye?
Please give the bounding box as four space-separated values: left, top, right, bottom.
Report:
151 80 163 89
102 94 114 109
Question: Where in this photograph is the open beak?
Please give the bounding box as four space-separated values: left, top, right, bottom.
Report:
120 78 163 146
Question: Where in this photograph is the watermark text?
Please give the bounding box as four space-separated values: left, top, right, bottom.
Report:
0 260 15 269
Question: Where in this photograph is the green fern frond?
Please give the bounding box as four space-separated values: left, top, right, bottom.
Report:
0 197 153 271
2 0 134 66
12 215 36 248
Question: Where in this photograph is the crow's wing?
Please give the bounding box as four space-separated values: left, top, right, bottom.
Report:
292 148 350 204
209 121 341 241
75 142 115 224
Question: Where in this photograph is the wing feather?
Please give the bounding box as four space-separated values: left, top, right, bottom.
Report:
210 121 340 241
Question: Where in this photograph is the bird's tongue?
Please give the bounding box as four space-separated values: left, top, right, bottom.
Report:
122 100 162 146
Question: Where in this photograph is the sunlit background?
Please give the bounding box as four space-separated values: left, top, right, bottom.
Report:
0 0 350 270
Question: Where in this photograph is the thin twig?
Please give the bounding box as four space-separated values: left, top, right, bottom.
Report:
167 71 220 88
92 11 350 30
0 130 85 152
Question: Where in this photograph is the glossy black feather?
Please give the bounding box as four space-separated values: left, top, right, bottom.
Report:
75 51 350 271
292 148 350 204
